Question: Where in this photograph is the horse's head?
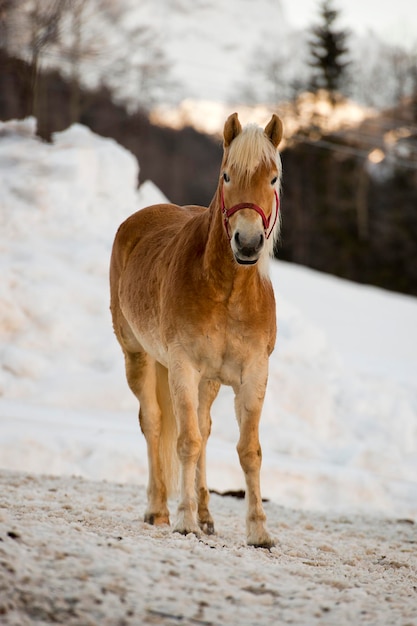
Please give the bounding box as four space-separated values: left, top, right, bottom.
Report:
221 113 283 274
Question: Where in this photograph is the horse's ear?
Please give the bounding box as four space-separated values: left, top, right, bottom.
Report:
223 112 242 147
264 114 283 148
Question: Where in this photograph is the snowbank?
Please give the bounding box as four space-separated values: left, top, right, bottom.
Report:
0 119 416 520
0 119 164 409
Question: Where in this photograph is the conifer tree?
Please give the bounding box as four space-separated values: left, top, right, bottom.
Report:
308 0 350 96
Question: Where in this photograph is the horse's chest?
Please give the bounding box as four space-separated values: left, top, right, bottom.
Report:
190 313 270 386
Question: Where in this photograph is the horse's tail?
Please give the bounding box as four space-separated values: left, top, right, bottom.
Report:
155 362 180 497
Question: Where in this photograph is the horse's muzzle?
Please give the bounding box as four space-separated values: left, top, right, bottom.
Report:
233 231 264 264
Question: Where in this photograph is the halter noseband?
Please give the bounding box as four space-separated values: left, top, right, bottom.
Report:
221 188 279 241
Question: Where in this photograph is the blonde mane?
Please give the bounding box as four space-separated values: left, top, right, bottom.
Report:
225 124 282 188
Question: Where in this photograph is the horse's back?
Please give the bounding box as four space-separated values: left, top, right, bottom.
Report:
111 203 206 275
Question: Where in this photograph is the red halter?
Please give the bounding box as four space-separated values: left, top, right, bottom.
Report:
221 188 279 241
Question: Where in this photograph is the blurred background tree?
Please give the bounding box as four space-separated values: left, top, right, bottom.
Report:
307 0 350 97
0 0 65 127
0 0 176 136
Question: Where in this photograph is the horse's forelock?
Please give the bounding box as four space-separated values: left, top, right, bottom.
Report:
225 124 280 186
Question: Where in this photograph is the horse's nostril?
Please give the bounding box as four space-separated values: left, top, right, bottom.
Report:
257 234 264 251
234 231 241 245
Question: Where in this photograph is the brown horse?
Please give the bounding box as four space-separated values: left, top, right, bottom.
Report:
110 112 283 547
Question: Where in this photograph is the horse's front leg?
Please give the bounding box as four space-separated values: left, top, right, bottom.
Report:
196 379 220 534
234 363 274 548
168 358 202 536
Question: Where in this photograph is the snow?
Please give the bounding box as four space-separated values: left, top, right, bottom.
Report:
30 0 413 111
0 119 416 623
91 0 416 112
122 0 416 105
136 0 288 104
2 471 417 625
284 0 417 50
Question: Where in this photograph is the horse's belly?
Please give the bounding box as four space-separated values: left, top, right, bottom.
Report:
121 308 169 367
139 334 169 368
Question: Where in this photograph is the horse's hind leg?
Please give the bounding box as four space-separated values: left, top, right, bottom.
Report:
197 379 220 535
124 349 170 526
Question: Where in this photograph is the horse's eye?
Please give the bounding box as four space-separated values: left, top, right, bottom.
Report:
223 172 230 183
271 176 278 186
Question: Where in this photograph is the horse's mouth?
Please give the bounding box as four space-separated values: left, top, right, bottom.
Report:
235 256 258 265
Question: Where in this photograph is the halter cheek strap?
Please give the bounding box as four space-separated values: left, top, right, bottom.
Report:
221 188 280 241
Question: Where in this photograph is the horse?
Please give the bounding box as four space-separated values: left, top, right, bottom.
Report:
110 112 283 548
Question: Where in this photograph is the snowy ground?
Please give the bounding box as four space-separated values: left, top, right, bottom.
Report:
0 119 417 624
1 471 417 626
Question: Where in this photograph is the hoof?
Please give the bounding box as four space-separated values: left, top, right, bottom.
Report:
247 529 275 550
173 508 201 537
173 521 201 538
248 537 276 550
248 541 276 552
199 520 215 535
173 528 200 538
144 512 170 526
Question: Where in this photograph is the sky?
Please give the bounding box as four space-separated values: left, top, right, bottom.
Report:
283 0 417 49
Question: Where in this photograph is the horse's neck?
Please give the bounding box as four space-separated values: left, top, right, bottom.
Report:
204 188 229 273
